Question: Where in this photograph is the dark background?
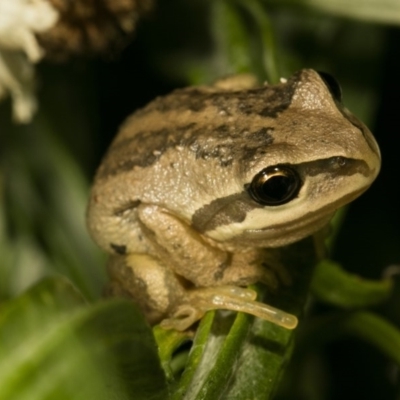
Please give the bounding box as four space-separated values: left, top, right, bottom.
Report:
2 3 399 399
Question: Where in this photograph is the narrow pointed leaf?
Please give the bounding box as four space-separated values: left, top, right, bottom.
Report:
172 238 317 399
311 259 393 308
299 312 400 366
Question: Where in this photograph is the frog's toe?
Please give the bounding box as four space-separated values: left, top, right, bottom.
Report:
159 285 298 331
159 305 205 331
189 285 298 329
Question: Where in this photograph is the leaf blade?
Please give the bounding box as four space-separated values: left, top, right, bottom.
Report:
0 277 167 400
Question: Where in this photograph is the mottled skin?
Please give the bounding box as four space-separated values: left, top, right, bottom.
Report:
87 69 381 330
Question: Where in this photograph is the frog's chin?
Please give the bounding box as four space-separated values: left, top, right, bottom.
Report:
237 187 368 248
240 212 334 248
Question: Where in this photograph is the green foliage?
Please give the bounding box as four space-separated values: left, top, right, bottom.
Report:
0 277 167 400
312 260 393 308
0 0 399 399
159 238 316 399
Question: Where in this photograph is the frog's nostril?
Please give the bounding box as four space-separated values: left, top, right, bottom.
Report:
330 156 347 169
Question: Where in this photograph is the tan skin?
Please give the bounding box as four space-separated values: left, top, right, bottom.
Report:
87 70 381 331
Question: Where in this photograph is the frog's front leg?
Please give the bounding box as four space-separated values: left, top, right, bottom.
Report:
129 204 297 330
138 204 279 287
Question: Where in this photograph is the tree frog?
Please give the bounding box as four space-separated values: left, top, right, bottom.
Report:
87 69 381 331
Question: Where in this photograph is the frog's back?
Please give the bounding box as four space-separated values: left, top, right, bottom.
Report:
87 78 300 253
94 78 298 182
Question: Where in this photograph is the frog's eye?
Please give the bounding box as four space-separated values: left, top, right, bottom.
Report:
249 166 302 206
317 71 342 102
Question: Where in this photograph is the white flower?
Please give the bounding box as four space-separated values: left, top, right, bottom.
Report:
0 0 58 122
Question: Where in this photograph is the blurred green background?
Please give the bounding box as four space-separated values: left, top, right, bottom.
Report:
0 0 399 399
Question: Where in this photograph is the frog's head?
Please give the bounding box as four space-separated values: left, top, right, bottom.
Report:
192 69 381 248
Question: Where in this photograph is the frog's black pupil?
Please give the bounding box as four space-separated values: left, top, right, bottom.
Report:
249 166 301 206
261 175 295 203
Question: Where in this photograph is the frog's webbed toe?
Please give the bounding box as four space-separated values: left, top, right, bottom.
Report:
160 285 298 331
160 305 204 331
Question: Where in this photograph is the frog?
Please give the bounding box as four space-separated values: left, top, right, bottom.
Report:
87 69 381 331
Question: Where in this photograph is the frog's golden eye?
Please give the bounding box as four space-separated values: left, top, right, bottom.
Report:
317 71 342 102
249 166 302 206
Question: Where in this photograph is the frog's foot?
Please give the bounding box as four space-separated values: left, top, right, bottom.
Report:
159 305 204 331
159 286 297 331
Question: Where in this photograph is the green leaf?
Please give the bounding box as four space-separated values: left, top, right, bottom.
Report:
269 0 400 25
211 0 281 82
237 0 280 82
170 237 317 399
299 312 400 366
153 325 191 382
2 115 105 300
311 259 393 308
209 0 254 76
341 312 400 365
0 277 167 400
169 311 216 400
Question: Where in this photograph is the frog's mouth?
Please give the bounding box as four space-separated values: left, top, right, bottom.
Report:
241 211 333 246
240 186 367 246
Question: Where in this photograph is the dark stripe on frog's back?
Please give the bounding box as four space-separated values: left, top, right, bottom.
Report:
96 123 275 178
136 77 297 117
95 77 298 179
